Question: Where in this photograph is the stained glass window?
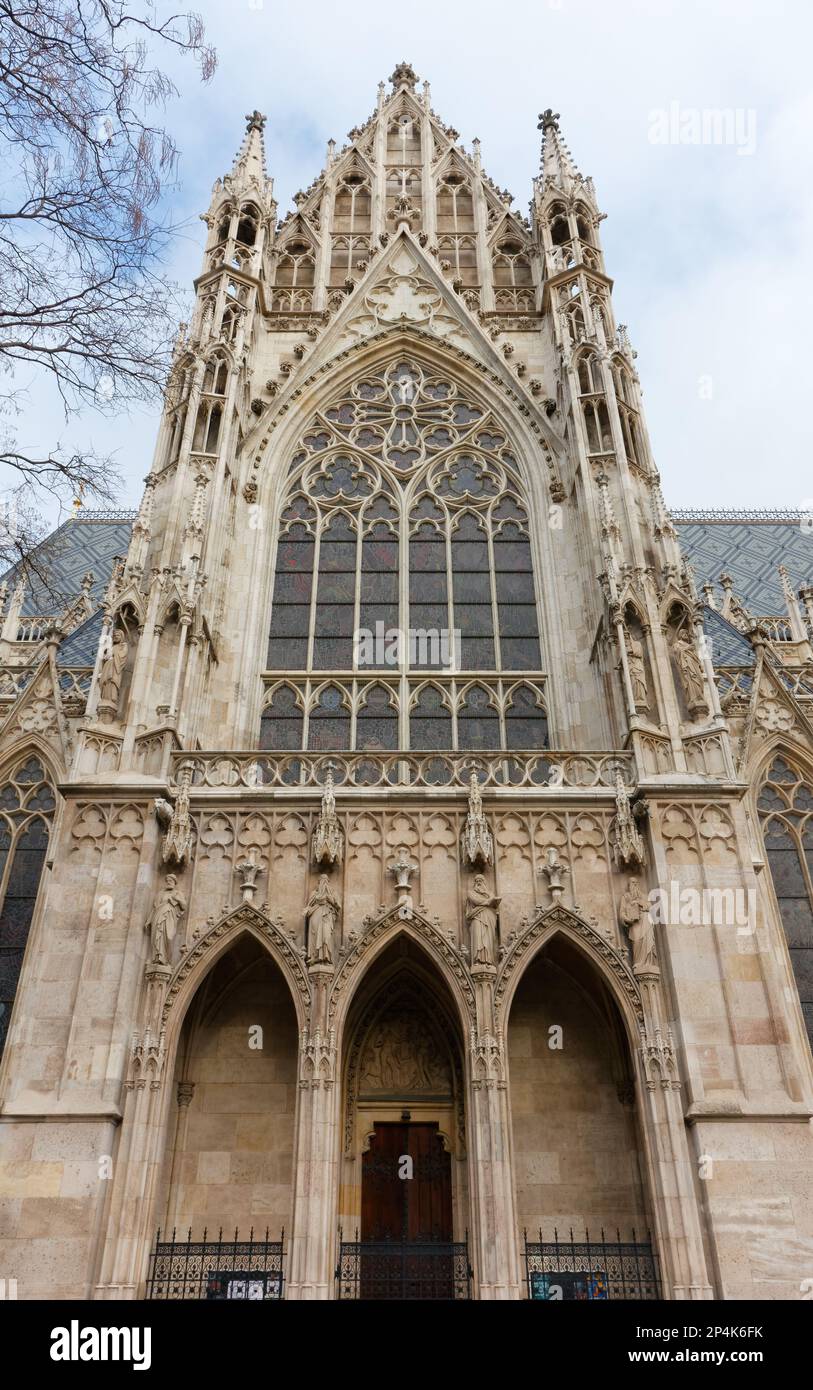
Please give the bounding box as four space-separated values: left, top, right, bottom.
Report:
262 355 548 753
758 757 813 1051
0 758 54 1057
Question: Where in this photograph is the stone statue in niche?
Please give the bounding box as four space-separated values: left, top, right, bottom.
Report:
623 628 649 710
146 873 186 966
465 874 501 967
618 875 659 975
305 873 341 966
98 625 128 710
672 628 707 717
360 1008 451 1094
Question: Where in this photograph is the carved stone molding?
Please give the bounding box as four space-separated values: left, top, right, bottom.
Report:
299 1025 336 1089
160 902 310 1031
494 902 644 1027
328 903 476 1026
469 1028 506 1090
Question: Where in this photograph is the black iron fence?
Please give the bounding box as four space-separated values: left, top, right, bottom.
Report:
523 1228 662 1301
336 1230 473 1300
146 1227 285 1300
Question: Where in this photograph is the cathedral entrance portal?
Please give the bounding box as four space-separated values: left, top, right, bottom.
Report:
338 939 471 1298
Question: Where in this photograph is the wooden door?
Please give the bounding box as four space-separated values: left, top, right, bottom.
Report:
361 1122 452 1241
359 1122 455 1298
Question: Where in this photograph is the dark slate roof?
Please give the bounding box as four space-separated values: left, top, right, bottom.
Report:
675 512 813 617
1 512 135 615
701 606 756 668
56 609 105 667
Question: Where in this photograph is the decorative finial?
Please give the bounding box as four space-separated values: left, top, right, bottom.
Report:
537 109 560 132
312 761 343 867
245 110 266 133
389 61 419 90
461 772 493 868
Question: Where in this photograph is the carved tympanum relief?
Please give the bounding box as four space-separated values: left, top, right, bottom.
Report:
358 1006 453 1096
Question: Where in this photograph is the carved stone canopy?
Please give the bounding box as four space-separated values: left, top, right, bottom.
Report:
312 762 343 867
461 772 493 868
609 769 646 871
161 779 192 866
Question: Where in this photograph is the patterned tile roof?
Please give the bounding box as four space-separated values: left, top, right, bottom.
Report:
701 606 756 668
55 609 105 667
1 512 135 615
675 513 813 618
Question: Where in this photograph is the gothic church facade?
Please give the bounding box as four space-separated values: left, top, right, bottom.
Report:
0 64 811 1301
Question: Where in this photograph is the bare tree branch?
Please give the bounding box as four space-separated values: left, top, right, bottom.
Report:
0 0 216 584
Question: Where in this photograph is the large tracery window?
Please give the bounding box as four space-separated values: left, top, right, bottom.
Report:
758 757 813 1051
0 757 55 1056
263 356 547 753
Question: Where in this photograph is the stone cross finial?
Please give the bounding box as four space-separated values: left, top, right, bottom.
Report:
390 61 419 89
537 109 560 131
245 110 266 132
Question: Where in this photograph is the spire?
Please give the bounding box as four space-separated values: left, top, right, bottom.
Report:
205 109 275 226
537 108 589 198
228 109 270 189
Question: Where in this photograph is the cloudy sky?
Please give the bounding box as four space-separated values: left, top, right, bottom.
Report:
16 0 812 524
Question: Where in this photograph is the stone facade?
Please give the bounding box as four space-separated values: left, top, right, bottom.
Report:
0 66 811 1302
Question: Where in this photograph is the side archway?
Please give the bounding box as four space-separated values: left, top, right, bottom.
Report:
155 929 300 1240
497 908 653 1258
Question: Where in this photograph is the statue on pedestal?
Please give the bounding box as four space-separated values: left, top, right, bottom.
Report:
618 876 659 975
465 874 501 967
305 873 341 966
98 626 128 710
672 629 707 717
146 874 186 966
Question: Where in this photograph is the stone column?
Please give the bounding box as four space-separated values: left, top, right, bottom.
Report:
94 964 171 1299
468 964 522 1299
635 972 714 1300
287 963 339 1299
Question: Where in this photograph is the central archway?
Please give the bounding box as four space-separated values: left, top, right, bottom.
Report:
338 935 470 1297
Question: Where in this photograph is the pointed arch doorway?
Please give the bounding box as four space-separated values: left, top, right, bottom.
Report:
362 1120 452 1244
338 937 472 1298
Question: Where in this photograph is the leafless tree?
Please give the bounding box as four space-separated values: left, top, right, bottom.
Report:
0 0 216 594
